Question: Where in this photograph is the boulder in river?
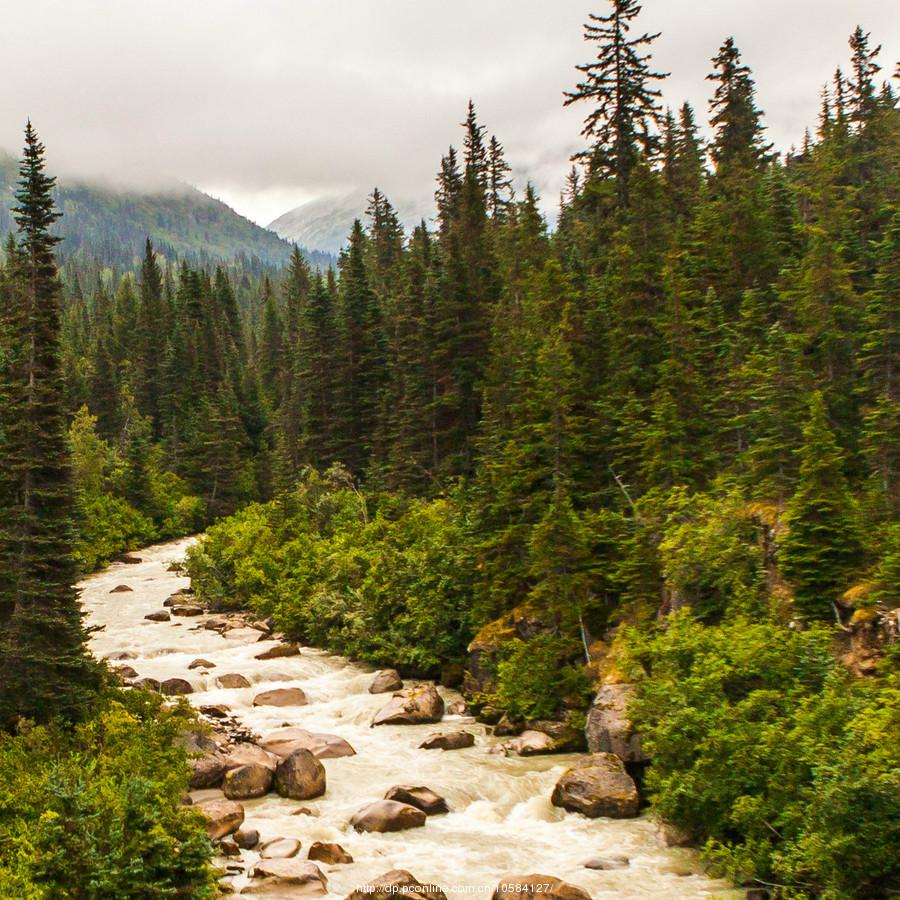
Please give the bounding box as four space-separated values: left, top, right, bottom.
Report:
133 677 160 691
369 669 403 694
244 860 328 897
112 664 139 680
224 743 279 771
223 762 274 800
345 870 446 900
259 727 355 760
224 626 268 643
585 683 646 763
105 651 137 661
172 604 204 617
200 704 230 718
144 610 170 622
189 755 227 789
116 553 143 564
384 785 448 815
197 797 245 840
583 855 630 870
255 642 301 660
234 827 260 849
161 677 194 696
189 658 216 670
109 584 133 593
259 837 302 859
503 730 554 756
418 730 474 751
253 687 308 707
491 876 591 900
217 673 252 689
308 841 353 864
372 685 444 726
550 752 639 819
349 799 426 833
274 749 326 800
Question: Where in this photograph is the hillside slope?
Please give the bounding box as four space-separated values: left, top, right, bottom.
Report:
0 152 332 270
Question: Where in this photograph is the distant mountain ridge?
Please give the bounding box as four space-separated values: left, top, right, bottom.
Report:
0 151 332 271
269 189 429 255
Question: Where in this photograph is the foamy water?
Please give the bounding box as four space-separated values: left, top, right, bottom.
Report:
81 537 739 900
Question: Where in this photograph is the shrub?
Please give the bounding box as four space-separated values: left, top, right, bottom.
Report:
624 612 900 897
0 690 214 898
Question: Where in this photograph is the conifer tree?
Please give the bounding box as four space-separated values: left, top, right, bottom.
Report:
0 124 99 725
565 0 667 203
780 392 862 619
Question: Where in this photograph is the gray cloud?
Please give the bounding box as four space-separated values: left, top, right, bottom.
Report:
1 0 897 224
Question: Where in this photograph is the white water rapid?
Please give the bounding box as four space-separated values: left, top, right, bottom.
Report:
82 537 740 900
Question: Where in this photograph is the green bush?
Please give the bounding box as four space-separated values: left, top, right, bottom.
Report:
0 690 214 898
186 467 475 673
624 611 900 898
74 491 158 572
490 634 592 721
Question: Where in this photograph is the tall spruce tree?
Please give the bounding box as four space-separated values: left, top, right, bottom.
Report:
565 0 667 204
0 124 99 726
780 392 862 619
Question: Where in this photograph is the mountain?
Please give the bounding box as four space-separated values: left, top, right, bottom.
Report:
269 189 429 255
0 151 332 271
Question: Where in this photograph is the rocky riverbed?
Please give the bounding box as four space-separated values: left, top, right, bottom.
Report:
82 537 740 899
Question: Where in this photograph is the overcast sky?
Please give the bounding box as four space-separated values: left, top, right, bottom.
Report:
1 0 897 225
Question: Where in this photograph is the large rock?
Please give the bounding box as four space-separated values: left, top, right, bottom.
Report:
217 673 252 689
349 800 426 833
224 743 278 771
224 627 268 643
197 797 245 839
308 841 353 864
223 763 274 800
345 870 446 900
259 837 302 859
112 664 139 680
583 855 629 870
369 669 403 694
255 642 301 660
504 730 553 756
235 827 260 849
161 677 193 695
372 685 444 726
110 584 133 593
189 658 216 670
585 683 646 763
189 755 227 789
133 677 160 692
260 727 355 760
253 687 308 707
144 610 170 622
274 749 326 800
550 752 639 819
464 605 550 699
245 860 328 897
172 605 204 617
418 730 474 751
491 876 591 900
384 785 448 815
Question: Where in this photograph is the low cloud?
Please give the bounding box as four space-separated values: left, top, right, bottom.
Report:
1 0 896 223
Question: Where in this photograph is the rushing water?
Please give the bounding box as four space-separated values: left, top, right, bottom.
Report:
82 537 739 900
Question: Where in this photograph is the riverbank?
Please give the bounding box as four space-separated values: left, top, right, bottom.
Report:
82 537 740 899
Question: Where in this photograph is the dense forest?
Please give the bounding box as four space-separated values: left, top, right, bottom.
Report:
0 1 897 897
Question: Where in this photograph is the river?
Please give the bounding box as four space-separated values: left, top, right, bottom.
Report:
81 537 739 900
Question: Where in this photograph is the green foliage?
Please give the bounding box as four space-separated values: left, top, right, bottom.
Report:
0 691 215 898
780 393 863 618
186 467 475 673
491 634 592 721
625 612 900 898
